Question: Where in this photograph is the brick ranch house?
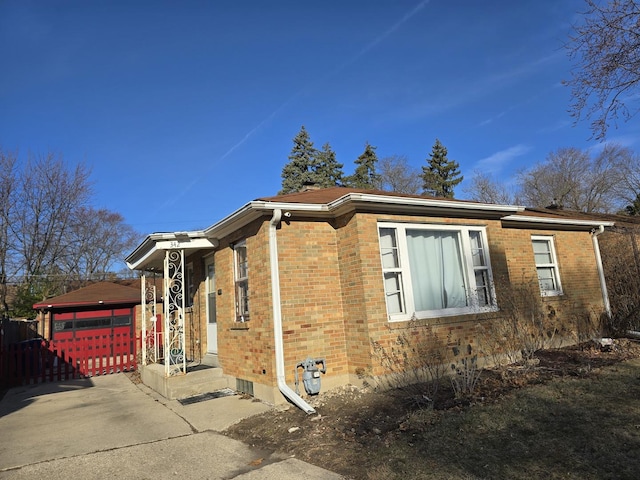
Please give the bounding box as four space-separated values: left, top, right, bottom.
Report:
125 187 613 412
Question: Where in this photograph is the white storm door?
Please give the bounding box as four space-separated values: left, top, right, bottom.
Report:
205 258 218 354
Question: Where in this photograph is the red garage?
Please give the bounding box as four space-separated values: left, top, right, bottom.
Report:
32 281 140 377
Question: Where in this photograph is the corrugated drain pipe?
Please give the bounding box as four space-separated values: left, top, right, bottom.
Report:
591 224 611 319
269 209 316 414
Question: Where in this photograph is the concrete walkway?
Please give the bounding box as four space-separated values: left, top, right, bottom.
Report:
0 374 343 479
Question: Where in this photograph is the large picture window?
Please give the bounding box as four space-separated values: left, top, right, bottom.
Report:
378 223 497 321
234 240 249 322
531 235 562 296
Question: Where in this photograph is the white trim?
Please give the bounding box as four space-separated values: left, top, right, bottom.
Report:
201 194 523 244
338 193 524 214
126 234 216 270
503 215 614 228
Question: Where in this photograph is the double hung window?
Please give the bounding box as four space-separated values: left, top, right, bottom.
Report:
234 240 249 322
378 223 496 321
531 235 562 296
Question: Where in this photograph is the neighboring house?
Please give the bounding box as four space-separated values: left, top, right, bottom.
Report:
126 187 613 411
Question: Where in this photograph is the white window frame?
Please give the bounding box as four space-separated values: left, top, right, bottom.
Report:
531 235 563 296
233 240 249 322
378 222 498 322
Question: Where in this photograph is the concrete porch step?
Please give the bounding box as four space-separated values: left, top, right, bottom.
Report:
201 353 220 368
140 363 231 400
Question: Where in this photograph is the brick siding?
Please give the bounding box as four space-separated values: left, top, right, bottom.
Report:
181 211 607 402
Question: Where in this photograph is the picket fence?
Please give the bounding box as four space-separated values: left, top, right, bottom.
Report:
0 332 137 387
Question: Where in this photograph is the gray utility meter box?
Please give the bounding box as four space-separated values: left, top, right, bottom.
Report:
294 357 327 395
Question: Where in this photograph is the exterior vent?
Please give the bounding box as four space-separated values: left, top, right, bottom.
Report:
236 378 254 396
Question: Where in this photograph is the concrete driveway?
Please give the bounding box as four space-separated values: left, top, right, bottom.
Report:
0 374 343 479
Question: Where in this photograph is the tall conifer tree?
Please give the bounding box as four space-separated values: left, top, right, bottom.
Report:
344 142 380 189
421 139 463 198
280 126 317 194
314 142 343 188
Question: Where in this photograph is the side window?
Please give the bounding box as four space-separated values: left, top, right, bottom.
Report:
531 235 562 296
234 240 249 322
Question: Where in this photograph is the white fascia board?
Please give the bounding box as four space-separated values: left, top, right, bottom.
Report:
330 193 525 214
202 195 525 242
202 201 329 239
155 237 218 250
502 214 615 228
126 243 161 270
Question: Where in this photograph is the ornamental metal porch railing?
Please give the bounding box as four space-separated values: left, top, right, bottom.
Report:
140 249 187 377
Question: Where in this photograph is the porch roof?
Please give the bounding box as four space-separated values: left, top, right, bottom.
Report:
125 230 218 272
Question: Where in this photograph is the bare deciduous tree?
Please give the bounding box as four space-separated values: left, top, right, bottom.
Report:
518 145 627 212
0 149 141 318
61 207 140 286
463 170 516 205
0 149 18 317
616 149 640 205
9 153 92 300
565 0 640 140
376 155 422 194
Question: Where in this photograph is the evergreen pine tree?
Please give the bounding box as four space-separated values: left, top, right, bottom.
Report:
625 193 640 216
344 142 380 189
314 142 344 188
421 139 463 198
280 126 317 194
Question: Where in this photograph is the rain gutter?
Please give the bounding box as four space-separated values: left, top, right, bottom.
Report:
591 224 612 318
269 208 316 414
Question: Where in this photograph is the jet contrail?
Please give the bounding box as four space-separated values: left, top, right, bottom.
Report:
356 0 430 59
159 0 430 213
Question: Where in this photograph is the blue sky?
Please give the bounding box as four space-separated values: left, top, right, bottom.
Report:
1 0 638 236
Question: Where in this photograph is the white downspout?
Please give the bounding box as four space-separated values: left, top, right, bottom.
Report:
591 225 611 319
269 209 316 414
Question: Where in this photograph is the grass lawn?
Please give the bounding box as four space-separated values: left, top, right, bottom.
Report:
367 358 640 479
226 343 640 480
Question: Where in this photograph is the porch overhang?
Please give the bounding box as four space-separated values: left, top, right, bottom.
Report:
126 231 218 271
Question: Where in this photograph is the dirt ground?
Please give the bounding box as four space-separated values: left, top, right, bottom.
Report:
224 338 640 480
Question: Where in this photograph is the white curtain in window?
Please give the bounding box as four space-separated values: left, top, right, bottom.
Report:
406 230 467 311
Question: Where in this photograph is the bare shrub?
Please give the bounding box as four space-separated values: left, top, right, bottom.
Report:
365 319 450 407
600 228 640 336
570 307 603 344
477 277 564 369
450 342 481 398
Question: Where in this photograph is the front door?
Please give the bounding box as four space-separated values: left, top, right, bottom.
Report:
205 258 218 354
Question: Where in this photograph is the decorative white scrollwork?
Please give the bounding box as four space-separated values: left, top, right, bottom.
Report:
141 277 159 366
164 250 186 376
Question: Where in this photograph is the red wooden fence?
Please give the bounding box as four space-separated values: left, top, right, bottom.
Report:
0 333 137 387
